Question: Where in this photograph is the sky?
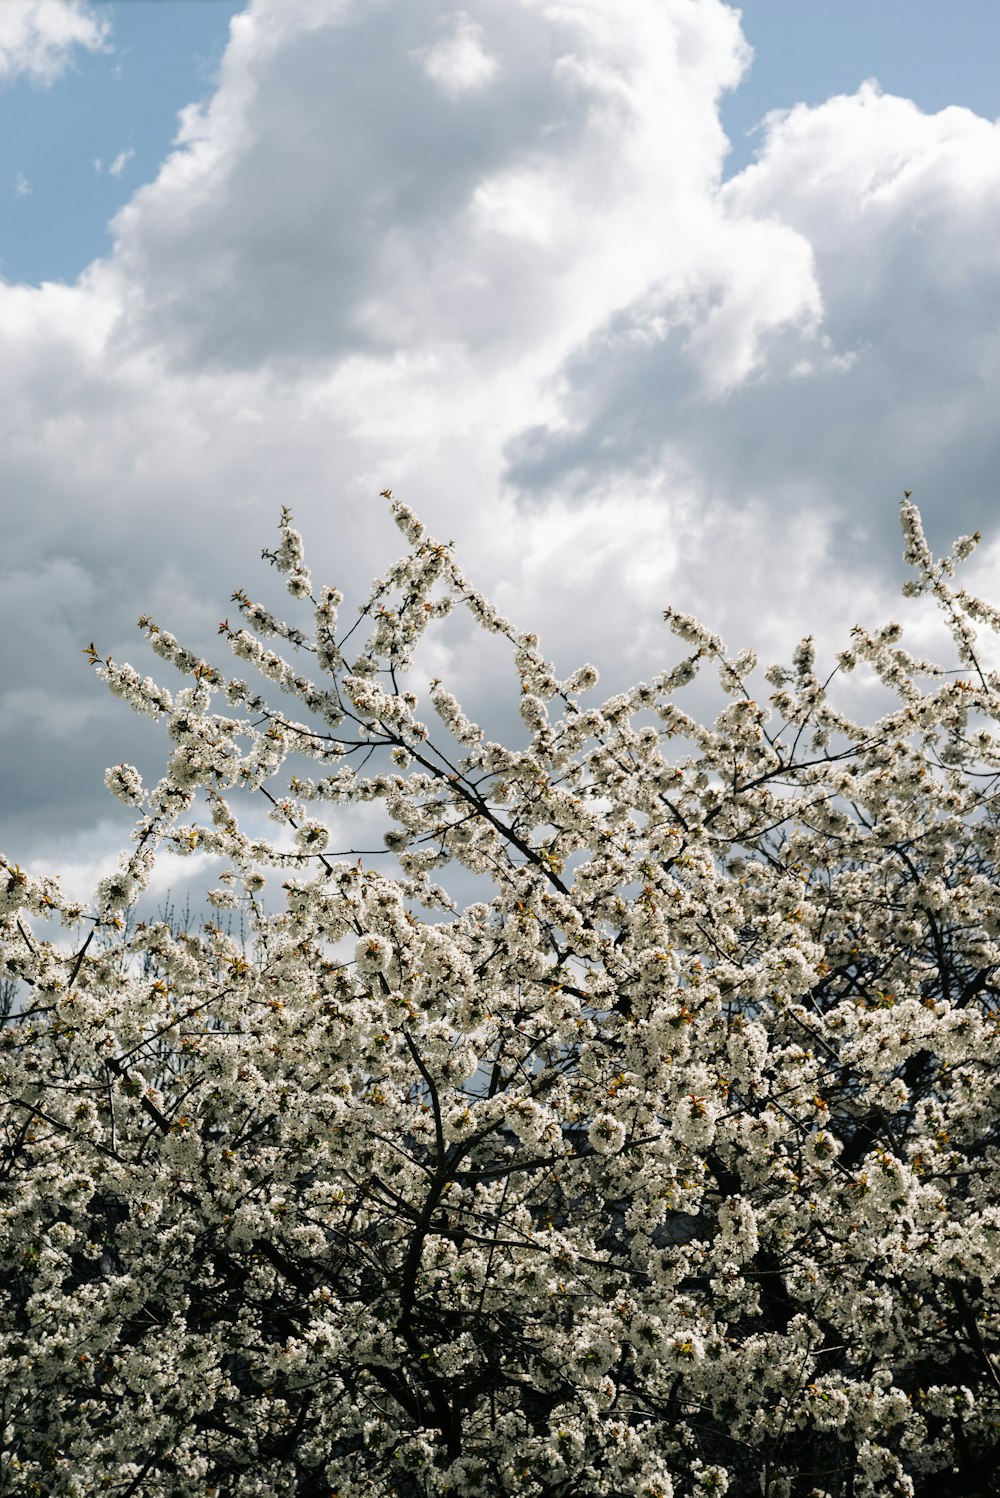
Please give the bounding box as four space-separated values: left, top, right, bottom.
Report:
3 0 1000 904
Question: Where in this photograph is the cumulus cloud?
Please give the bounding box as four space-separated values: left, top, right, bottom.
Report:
105 0 750 371
0 0 109 84
3 0 1000 895
509 79 1000 590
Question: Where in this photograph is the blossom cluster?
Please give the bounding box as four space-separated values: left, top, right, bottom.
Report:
1 495 998 1496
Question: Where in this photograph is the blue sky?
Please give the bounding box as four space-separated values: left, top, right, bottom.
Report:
726 1 1000 174
1 0 243 284
3 0 1000 901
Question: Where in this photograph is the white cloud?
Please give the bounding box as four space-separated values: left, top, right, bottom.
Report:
105 0 751 371
416 12 499 95
4 0 1000 884
14 171 31 197
109 147 134 177
504 79 1000 575
0 0 109 84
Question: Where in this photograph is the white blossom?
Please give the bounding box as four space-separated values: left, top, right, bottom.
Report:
2 494 999 1496
103 761 144 806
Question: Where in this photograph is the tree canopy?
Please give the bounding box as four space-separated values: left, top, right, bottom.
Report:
1 494 998 1497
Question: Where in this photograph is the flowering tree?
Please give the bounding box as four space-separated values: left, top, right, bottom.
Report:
2 494 999 1498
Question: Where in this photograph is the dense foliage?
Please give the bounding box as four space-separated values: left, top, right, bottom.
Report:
1 494 999 1497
